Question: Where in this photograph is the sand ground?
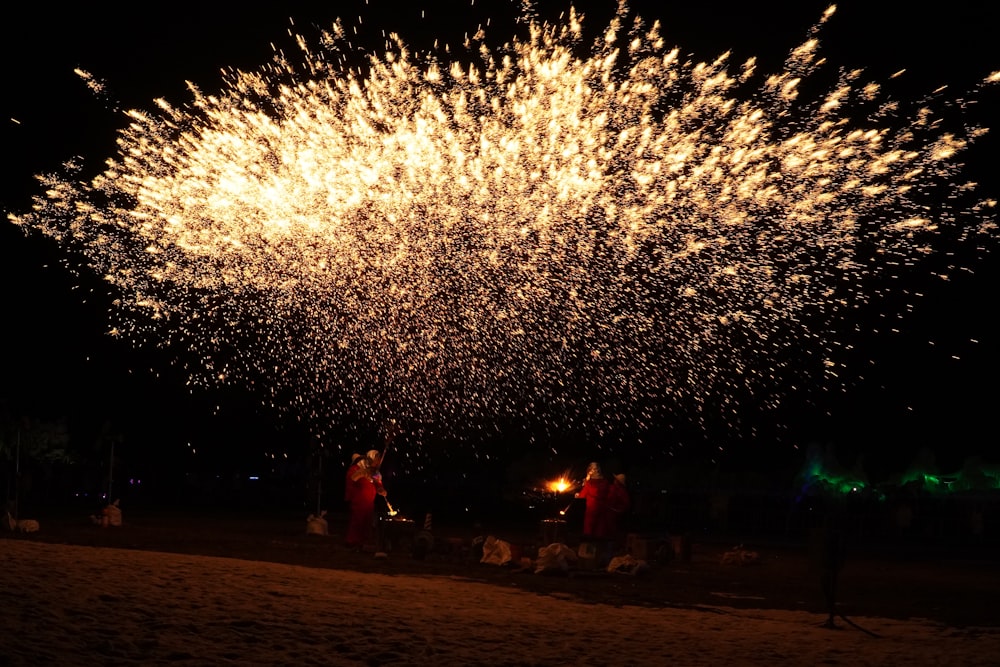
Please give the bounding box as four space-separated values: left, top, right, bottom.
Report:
2 508 998 665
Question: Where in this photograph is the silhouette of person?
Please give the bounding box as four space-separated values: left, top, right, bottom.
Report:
344 449 386 549
809 498 847 628
575 462 610 540
606 473 631 545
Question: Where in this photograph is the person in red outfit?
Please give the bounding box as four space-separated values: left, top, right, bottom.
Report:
575 462 610 540
344 453 363 507
345 449 386 549
606 473 631 545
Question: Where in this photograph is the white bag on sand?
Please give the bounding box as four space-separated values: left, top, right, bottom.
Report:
4 512 39 533
102 500 122 528
306 511 329 536
480 535 512 566
720 545 759 566
607 554 650 575
534 543 577 574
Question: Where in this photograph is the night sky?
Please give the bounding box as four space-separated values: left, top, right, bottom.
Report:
1 0 998 487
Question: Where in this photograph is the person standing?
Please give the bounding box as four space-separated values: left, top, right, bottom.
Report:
344 453 362 511
575 462 610 540
344 449 386 550
344 453 363 547
809 497 848 629
606 473 631 545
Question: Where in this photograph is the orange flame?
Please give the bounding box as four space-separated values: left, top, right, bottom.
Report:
546 477 573 493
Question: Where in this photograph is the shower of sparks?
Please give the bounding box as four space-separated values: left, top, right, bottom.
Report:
8 2 997 452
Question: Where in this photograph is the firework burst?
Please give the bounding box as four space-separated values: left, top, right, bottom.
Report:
9 2 997 453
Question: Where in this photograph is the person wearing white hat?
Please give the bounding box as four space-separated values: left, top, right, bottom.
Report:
575 462 611 540
364 449 386 496
344 449 386 549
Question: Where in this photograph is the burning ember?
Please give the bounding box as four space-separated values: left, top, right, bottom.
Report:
518 475 579 512
546 477 574 494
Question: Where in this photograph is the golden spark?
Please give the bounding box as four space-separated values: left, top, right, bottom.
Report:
9 2 997 445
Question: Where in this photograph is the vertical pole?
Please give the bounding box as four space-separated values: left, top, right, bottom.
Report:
107 439 114 502
316 446 323 515
14 430 20 519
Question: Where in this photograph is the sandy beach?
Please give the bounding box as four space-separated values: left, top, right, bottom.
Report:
2 511 998 666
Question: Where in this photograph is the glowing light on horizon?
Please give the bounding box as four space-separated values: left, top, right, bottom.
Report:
8 2 997 449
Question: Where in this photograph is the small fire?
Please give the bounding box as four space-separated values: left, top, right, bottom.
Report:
546 477 573 494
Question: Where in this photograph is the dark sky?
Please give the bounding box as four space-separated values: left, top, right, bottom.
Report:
1 0 998 481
